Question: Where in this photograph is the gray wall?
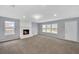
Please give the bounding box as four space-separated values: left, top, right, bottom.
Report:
32 22 38 35
38 17 79 42
0 16 20 42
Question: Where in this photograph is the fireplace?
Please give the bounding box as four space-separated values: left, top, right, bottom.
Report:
23 29 29 35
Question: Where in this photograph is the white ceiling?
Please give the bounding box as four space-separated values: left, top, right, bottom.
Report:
0 5 79 22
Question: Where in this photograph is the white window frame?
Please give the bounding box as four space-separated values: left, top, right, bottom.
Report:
5 21 15 35
42 24 58 34
51 24 58 34
42 24 47 32
46 24 52 33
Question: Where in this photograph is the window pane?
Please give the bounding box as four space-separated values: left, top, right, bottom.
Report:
47 24 51 28
47 28 52 32
52 24 58 34
52 24 57 28
42 28 46 32
52 28 57 33
42 25 46 28
5 21 15 27
5 21 15 35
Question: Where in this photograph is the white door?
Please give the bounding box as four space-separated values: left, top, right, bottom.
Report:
65 21 77 41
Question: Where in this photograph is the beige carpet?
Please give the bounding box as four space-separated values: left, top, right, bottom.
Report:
0 35 79 54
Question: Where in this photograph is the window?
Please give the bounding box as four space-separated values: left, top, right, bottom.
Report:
42 25 46 32
5 21 15 35
42 24 58 34
46 24 51 32
52 24 57 34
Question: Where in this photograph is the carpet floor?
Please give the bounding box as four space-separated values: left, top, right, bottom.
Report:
0 35 79 54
